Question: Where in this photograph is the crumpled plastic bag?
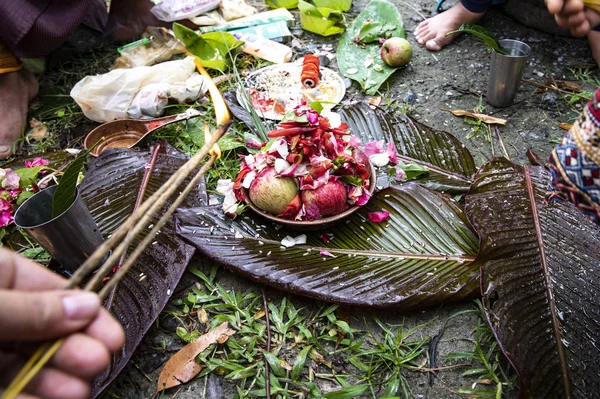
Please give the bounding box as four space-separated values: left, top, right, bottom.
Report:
189 10 226 26
112 27 186 69
151 0 221 22
219 0 257 21
71 57 208 122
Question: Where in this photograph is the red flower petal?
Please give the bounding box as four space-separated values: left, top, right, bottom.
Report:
368 210 390 223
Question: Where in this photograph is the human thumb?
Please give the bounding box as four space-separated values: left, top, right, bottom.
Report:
0 290 101 340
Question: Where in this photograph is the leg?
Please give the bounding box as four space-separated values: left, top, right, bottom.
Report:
588 27 600 68
414 0 491 51
106 0 171 43
0 69 38 159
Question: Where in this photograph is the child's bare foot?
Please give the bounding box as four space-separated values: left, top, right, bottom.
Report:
414 2 485 51
0 69 38 160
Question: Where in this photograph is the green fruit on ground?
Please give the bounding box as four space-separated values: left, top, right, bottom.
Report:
248 167 299 215
380 37 412 67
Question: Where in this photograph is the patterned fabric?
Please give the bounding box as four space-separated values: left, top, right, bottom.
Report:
547 89 600 224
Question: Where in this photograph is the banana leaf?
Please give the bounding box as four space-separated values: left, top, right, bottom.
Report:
337 0 405 95
465 157 600 397
176 184 480 308
339 103 476 193
78 145 206 397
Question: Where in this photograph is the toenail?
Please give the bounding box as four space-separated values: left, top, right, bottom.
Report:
0 145 10 153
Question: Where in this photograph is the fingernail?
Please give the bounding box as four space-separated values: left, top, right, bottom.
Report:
62 292 100 320
0 145 9 153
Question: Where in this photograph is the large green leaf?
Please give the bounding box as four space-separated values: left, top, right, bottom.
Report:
337 0 405 95
79 145 206 397
298 0 346 37
173 23 243 71
465 158 600 397
176 184 480 308
339 103 476 193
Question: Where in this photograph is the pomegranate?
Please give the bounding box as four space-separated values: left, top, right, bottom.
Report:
248 167 299 216
302 178 347 220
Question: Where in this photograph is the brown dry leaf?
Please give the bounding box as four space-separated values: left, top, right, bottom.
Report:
368 96 382 106
197 308 209 324
554 80 583 93
448 110 507 125
558 122 572 131
27 118 48 141
156 322 235 392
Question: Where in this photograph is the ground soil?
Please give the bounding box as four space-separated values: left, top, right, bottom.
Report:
33 0 597 397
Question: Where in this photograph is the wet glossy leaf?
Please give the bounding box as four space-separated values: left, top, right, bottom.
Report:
465 158 600 398
0 150 74 171
337 0 405 95
264 352 287 378
157 322 235 391
339 103 476 193
176 184 479 308
52 145 92 217
79 146 207 397
292 345 312 380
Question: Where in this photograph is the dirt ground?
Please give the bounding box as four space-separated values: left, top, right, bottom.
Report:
84 0 594 397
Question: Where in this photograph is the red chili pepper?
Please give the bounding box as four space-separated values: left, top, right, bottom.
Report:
267 127 316 138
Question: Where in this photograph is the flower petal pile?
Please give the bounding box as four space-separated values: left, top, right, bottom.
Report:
233 108 373 221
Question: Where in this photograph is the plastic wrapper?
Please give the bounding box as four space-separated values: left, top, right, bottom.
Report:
219 0 257 21
150 0 221 22
71 57 208 122
112 27 186 69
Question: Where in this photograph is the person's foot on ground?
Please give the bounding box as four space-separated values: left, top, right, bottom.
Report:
414 2 485 51
0 69 38 160
106 0 170 43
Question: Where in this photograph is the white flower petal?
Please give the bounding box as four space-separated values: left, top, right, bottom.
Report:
274 158 291 174
242 171 257 189
369 153 390 167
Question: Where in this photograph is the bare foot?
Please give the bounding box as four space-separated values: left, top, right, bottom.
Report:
0 69 38 160
414 2 485 51
588 30 600 68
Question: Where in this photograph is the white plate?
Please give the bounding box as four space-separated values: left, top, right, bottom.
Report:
236 62 346 121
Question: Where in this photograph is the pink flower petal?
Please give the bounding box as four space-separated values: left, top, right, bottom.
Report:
363 140 385 157
349 135 361 148
386 142 398 164
0 210 13 228
0 198 13 212
368 210 390 223
320 250 335 258
307 110 319 124
394 165 407 181
1 170 20 190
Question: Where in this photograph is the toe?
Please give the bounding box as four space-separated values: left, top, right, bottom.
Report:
425 39 442 51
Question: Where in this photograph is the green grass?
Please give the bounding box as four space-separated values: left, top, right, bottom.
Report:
447 301 517 398
158 267 517 399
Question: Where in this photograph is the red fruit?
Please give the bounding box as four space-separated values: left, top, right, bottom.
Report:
302 179 347 220
248 167 299 216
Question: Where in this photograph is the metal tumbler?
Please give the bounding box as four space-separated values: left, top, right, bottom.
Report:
14 185 104 275
487 39 531 108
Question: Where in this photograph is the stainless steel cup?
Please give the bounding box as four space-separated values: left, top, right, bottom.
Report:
487 39 531 108
14 185 104 275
